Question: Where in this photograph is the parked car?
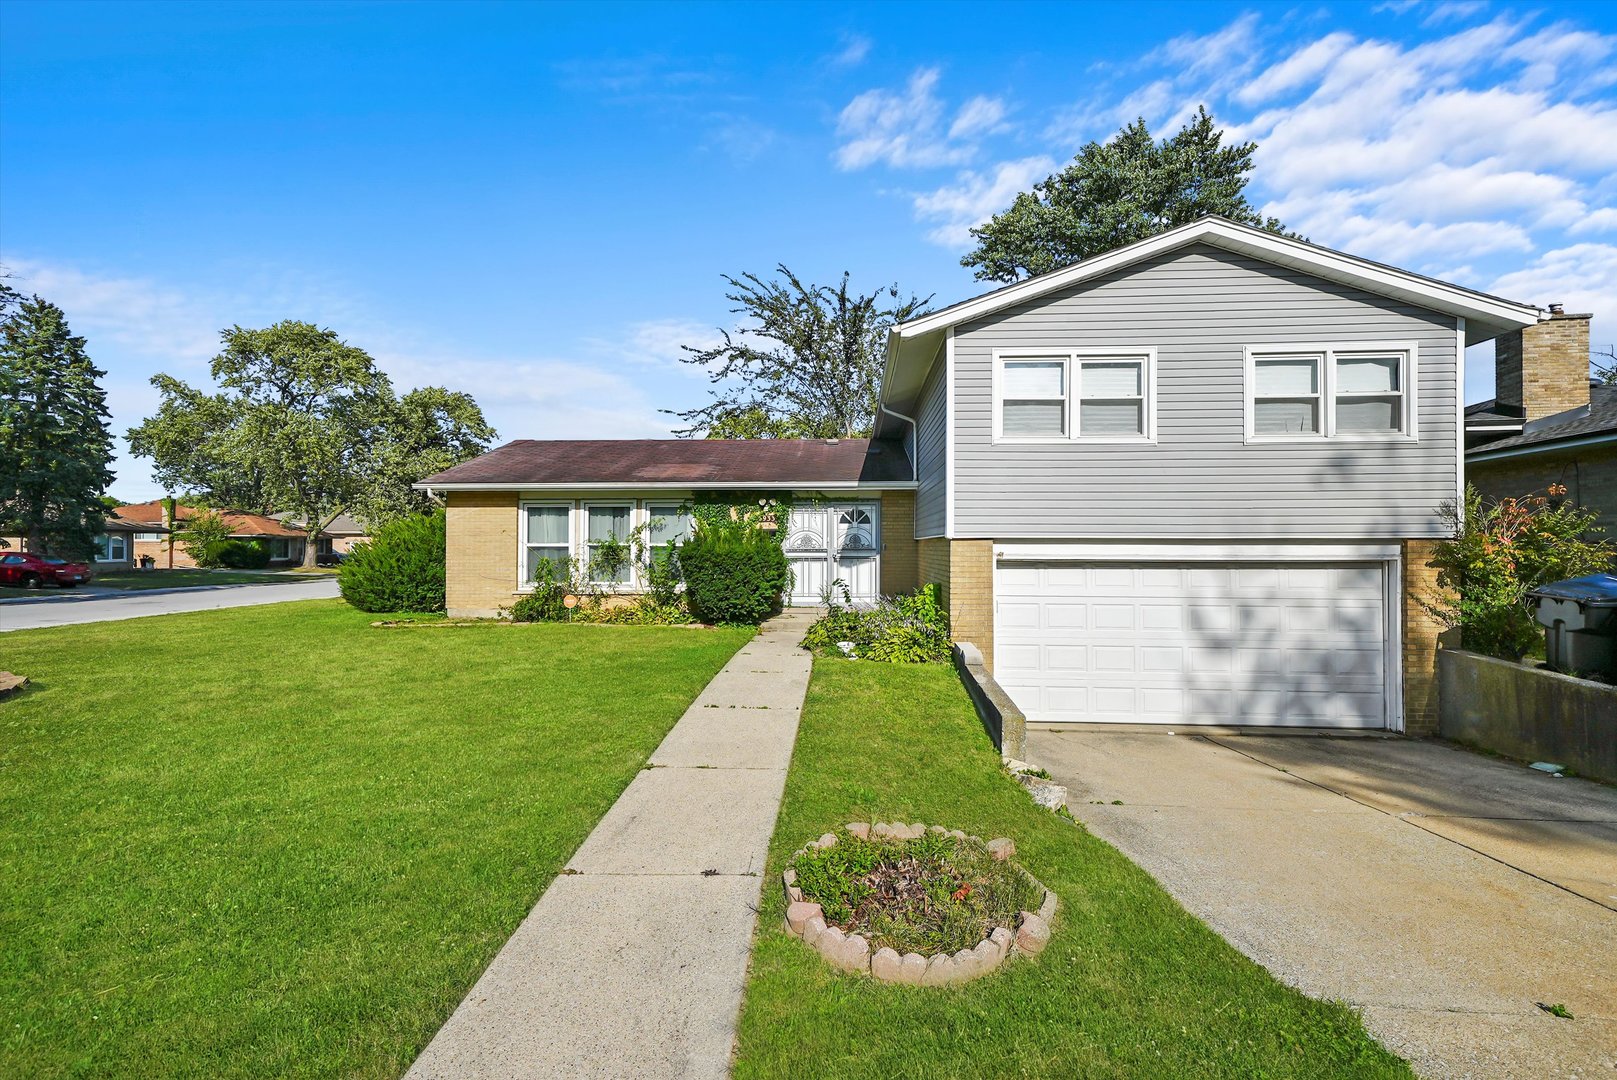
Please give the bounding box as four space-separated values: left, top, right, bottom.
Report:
316 550 347 567
0 552 92 588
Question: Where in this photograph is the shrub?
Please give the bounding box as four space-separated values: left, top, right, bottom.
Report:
339 509 446 613
178 509 236 568
801 584 952 662
676 522 790 625
1428 485 1614 660
506 553 695 625
203 538 270 569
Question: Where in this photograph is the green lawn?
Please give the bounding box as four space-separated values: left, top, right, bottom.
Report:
0 601 751 1079
733 661 1411 1080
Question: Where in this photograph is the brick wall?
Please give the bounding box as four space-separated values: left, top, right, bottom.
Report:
1469 444 1617 531
1402 538 1447 736
948 540 995 672
879 490 918 596
446 490 520 617
918 536 950 603
135 539 196 568
1494 312 1592 421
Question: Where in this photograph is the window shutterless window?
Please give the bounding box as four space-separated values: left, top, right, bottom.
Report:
1247 346 1413 440
996 351 1155 441
585 504 633 584
646 504 691 565
134 531 163 541
1076 359 1147 437
523 504 571 584
93 534 127 562
1000 359 1067 437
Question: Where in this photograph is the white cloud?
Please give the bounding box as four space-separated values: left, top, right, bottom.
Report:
584 317 726 371
1490 243 1617 326
2 257 221 366
834 68 998 170
830 32 872 67
1237 33 1355 105
912 156 1057 248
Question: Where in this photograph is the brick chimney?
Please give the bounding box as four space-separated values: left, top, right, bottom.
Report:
1494 303 1592 421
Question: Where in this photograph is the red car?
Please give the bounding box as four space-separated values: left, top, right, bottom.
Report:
0 552 92 588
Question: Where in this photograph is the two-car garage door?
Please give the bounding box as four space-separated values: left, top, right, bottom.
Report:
995 560 1393 728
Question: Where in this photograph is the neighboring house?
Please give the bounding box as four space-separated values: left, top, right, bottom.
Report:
1463 307 1614 525
274 511 371 557
1 514 158 571
114 501 311 567
419 216 1546 736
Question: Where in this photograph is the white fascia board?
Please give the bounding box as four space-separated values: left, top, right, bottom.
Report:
412 480 918 491
993 540 1402 562
893 218 1540 341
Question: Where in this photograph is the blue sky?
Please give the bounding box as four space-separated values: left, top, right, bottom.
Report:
3 0 1615 501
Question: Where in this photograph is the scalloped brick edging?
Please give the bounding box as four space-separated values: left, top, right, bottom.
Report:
781 823 1058 986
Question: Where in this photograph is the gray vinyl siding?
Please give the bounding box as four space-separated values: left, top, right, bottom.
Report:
913 348 949 536
952 243 1458 538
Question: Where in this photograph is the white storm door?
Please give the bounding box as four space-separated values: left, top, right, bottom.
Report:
783 507 830 604
832 504 880 601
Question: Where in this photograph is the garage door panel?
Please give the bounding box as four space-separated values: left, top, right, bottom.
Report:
997 559 1390 729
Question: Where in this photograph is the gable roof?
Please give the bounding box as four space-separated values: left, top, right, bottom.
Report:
114 501 307 539
879 216 1543 425
416 438 913 490
1467 383 1617 460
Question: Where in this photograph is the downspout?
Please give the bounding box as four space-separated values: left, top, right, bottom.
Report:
878 402 917 482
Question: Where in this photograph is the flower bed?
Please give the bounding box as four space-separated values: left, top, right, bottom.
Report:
781 823 1056 985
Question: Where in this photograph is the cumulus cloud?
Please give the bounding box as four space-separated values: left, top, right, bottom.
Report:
911 156 1057 248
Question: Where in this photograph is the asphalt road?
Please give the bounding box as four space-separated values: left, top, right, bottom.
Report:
0 579 342 632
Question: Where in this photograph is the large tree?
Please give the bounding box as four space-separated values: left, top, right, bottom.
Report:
669 267 929 439
0 283 116 557
963 106 1295 282
128 321 495 566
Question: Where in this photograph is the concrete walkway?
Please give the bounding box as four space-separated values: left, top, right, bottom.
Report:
0 579 341 631
1029 730 1617 1080
406 610 816 1080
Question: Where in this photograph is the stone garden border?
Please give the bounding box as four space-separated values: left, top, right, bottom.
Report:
781 823 1058 986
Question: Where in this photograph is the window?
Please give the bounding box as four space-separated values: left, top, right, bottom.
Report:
93 534 127 562
1253 355 1322 435
1076 359 1147 437
997 352 1155 441
268 538 298 561
585 504 633 584
133 531 163 541
1001 359 1067 437
1247 346 1413 440
646 504 691 565
523 504 571 584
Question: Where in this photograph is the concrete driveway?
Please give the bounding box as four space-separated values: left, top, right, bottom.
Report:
0 579 340 631
1027 730 1617 1080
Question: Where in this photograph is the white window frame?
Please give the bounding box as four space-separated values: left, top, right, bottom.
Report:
518 500 575 592
582 501 636 589
1244 343 1418 443
133 531 163 542
991 349 1157 444
643 502 691 565
94 533 128 563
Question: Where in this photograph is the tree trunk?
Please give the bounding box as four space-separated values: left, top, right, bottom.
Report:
303 528 320 568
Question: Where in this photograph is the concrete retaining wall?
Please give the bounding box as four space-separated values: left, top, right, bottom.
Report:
953 642 1026 762
1438 649 1617 783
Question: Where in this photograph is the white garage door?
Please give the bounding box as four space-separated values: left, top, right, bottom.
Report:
995 562 1390 728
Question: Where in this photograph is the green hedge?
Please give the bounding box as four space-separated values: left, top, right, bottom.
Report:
338 510 446 613
676 524 789 625
201 538 271 569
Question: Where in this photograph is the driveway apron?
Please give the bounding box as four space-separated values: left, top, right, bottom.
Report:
1029 730 1617 1080
406 611 816 1080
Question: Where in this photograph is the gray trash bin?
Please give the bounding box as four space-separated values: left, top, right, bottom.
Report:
1527 573 1617 678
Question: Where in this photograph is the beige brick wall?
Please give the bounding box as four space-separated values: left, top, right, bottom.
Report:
948 540 995 671
879 490 918 596
917 537 950 602
1494 313 1592 422
446 490 521 617
1402 538 1447 736
1469 444 1617 533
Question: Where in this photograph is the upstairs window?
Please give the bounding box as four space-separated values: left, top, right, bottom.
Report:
1248 346 1414 440
996 352 1155 441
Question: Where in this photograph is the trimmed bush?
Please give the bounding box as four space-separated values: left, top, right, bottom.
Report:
677 523 790 625
202 538 271 569
339 510 446 613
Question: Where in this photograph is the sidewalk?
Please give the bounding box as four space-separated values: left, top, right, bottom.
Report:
406 610 816 1080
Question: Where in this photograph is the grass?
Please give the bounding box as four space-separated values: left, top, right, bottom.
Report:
0 600 751 1079
733 660 1412 1080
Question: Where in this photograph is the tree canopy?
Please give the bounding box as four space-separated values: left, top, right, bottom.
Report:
962 107 1295 283
0 282 116 556
128 320 495 565
669 267 930 439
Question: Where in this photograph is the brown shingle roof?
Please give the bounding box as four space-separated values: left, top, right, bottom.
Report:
113 501 307 538
417 438 913 488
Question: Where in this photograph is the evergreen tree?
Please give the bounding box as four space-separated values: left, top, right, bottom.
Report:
0 284 116 556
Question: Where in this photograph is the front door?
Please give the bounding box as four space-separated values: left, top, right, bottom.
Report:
784 503 880 605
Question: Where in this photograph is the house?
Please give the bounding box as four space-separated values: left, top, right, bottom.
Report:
418 216 1546 736
1 514 160 571
275 511 371 558
114 501 312 567
1463 307 1614 524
